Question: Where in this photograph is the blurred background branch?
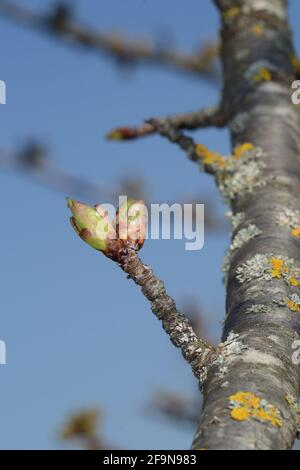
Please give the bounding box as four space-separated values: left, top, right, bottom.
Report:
0 143 226 233
147 390 199 426
0 0 220 81
59 408 115 450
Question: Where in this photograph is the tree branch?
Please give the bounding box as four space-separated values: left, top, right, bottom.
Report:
67 198 218 386
148 119 228 175
117 247 217 383
0 0 219 80
106 106 226 141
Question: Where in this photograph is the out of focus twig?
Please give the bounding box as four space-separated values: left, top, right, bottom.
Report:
148 390 199 426
0 143 116 202
0 0 220 80
59 408 112 450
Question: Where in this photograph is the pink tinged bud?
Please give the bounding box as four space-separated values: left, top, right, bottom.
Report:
94 204 109 218
67 198 116 253
114 199 147 250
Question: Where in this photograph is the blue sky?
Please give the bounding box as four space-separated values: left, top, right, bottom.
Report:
0 0 299 450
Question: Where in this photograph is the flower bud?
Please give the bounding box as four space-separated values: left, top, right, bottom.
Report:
114 198 147 250
67 198 116 253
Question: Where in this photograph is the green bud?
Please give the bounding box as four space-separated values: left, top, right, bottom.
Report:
67 198 116 252
114 198 147 250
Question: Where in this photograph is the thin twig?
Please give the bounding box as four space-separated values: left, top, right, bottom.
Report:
118 247 217 384
148 119 224 175
106 106 226 141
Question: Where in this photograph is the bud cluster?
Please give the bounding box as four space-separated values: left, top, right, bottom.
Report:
67 198 147 260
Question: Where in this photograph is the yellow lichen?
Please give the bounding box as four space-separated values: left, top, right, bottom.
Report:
269 257 299 283
107 130 124 140
285 394 300 427
233 143 255 159
252 407 283 427
289 277 299 287
223 7 240 20
291 54 300 74
229 391 282 427
270 258 285 278
229 391 260 408
231 407 250 421
286 394 295 406
195 144 226 169
286 299 300 313
291 227 300 239
251 24 264 36
253 67 272 82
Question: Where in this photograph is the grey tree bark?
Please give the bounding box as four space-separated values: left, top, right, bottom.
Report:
192 0 300 450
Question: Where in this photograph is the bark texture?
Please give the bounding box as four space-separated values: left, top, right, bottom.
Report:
192 0 300 450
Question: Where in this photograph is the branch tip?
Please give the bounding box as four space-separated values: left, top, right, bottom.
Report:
106 106 226 142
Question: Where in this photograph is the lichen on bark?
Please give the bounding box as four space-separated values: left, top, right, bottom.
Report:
192 0 300 450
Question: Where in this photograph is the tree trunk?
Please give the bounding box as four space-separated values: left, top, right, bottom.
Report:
192 0 300 450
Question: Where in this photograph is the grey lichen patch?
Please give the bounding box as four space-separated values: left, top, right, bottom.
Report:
214 331 248 380
217 147 266 204
288 293 300 304
225 211 246 232
222 224 262 276
236 254 271 283
276 208 300 228
236 253 300 286
222 331 248 356
221 0 287 21
244 0 287 20
276 208 300 239
246 304 269 314
286 394 300 436
231 223 261 248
